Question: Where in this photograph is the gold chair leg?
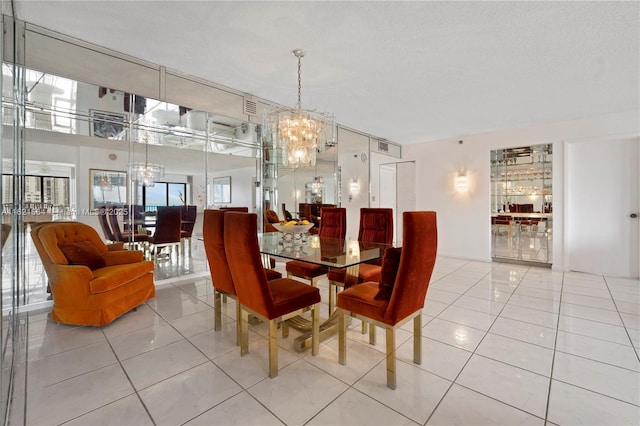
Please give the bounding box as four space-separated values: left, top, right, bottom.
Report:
312 303 319 356
235 301 242 346
268 319 278 378
362 321 368 334
386 327 396 390
214 290 222 332
223 294 228 303
338 309 346 365
328 282 336 314
240 309 249 356
282 320 289 338
414 314 422 365
369 323 376 345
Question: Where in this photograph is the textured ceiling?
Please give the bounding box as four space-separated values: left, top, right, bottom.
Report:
11 1 640 145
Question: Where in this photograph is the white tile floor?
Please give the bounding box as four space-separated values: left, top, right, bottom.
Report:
10 257 640 425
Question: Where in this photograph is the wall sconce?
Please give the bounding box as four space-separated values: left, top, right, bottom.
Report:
455 170 469 193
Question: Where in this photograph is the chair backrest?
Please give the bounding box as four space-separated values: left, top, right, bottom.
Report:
33 222 108 267
124 205 145 231
384 211 437 325
152 206 182 244
203 210 236 295
318 207 347 239
358 208 394 244
1 223 10 248
220 207 249 212
180 205 197 236
224 212 278 319
107 208 125 242
281 203 293 222
97 205 116 241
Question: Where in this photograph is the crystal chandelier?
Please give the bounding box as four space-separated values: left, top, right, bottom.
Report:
130 132 165 187
266 49 335 168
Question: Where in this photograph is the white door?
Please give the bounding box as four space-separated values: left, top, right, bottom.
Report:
567 137 639 277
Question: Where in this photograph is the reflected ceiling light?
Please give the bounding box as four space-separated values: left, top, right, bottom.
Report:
130 132 165 187
311 176 324 193
266 49 335 168
98 174 112 191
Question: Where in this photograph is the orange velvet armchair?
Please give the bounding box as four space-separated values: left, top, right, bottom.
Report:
31 222 155 326
337 211 437 389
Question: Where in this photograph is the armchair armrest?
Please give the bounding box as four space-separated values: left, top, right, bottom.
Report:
106 242 125 251
103 250 144 266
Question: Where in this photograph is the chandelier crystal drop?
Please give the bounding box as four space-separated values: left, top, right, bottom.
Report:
130 132 165 187
266 49 335 168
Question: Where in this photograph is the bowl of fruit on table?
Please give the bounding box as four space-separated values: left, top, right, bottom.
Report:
272 220 314 236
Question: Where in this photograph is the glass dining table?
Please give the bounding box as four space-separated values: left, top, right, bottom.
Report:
258 232 390 351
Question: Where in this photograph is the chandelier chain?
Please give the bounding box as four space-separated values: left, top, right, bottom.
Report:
297 55 302 109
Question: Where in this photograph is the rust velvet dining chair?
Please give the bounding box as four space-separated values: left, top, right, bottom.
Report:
285 207 347 287
203 209 282 343
337 211 437 389
224 212 321 378
328 208 394 313
147 206 182 263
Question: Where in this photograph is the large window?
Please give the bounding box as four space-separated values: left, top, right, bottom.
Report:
139 182 188 212
2 174 69 206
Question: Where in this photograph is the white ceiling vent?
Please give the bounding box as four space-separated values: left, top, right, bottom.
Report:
371 139 401 158
243 97 258 117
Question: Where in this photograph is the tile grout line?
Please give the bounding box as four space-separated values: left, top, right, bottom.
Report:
422 265 533 425
542 270 566 426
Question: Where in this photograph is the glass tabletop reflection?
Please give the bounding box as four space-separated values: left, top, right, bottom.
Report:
258 232 389 268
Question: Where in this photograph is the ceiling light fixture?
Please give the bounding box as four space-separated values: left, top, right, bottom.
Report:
266 49 335 168
130 132 165 187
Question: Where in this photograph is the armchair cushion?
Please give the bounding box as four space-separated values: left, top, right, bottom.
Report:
58 241 106 270
338 282 388 322
375 247 402 300
285 260 328 279
90 261 154 293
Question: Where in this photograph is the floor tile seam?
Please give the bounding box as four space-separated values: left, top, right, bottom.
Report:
101 329 156 425
328 387 422 426
445 382 548 424
503 300 560 315
22 357 124 395
513 287 562 298
58 393 144 425
428 280 527 424
552 348 640 373
549 377 640 408
483 329 559 352
436 268 517 323
555 325 636 349
556 310 625 328
428 316 495 334
470 352 553 379
561 289 619 302
118 306 249 393
542 271 564 424
349 355 452 426
177 388 247 425
603 275 640 362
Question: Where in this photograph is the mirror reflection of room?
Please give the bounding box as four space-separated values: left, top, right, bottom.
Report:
490 144 553 264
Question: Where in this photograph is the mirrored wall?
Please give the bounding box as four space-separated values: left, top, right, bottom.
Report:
1 64 264 302
490 144 553 264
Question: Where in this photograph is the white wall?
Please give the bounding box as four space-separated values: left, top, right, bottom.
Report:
405 110 640 270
